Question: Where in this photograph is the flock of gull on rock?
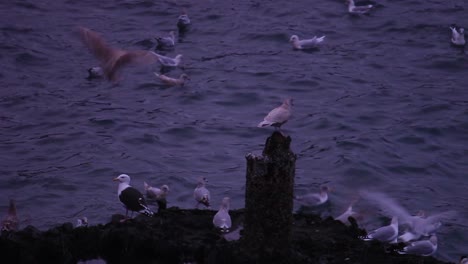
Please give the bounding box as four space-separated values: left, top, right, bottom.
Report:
2 0 466 261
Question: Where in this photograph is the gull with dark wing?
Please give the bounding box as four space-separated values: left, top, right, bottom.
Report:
194 177 210 208
289 35 325 50
78 26 160 82
177 11 191 33
258 98 293 129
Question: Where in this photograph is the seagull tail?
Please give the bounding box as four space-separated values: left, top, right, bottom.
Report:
139 207 155 217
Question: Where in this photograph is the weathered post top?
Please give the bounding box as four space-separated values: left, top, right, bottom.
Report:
243 131 296 260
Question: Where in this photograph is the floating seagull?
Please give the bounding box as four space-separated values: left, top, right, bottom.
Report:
156 31 176 50
213 197 232 232
87 66 104 79
154 73 190 87
113 174 155 218
257 98 293 129
76 217 88 228
177 11 191 33
398 235 438 256
295 185 330 207
363 216 398 243
78 26 160 82
194 177 210 208
153 53 183 68
144 182 170 201
1 199 19 232
360 191 455 242
346 0 374 14
450 25 466 46
289 35 325 50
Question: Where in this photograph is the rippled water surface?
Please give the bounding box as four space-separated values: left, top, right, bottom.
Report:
0 0 467 261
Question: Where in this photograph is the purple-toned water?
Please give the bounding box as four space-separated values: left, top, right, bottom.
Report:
0 0 467 261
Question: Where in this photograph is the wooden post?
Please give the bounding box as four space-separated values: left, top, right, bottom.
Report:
243 131 296 258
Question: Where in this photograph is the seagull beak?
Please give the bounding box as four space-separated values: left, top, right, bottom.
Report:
112 177 119 181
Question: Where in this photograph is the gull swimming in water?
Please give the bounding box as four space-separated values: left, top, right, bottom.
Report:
177 11 191 33
398 235 438 256
194 177 210 208
289 35 325 50
257 98 293 129
87 66 104 79
78 26 160 82
144 182 170 201
450 25 466 46
154 53 183 68
154 73 190 87
213 197 232 232
346 0 374 14
156 31 176 50
295 186 330 207
363 216 398 243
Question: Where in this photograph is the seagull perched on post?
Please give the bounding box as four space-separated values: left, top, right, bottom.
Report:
257 98 293 129
113 174 155 218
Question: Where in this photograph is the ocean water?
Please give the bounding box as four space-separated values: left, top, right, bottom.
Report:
0 0 467 262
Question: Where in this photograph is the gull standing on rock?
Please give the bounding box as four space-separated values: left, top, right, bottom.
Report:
194 177 210 208
346 0 374 14
295 186 330 207
335 198 361 225
144 182 170 201
156 31 176 50
363 216 398 243
154 73 190 87
257 98 293 129
398 235 438 256
78 26 160 82
113 174 155 218
213 197 232 232
450 25 466 46
289 35 325 50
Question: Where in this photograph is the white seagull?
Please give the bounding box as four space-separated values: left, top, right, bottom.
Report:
346 0 374 14
194 177 210 208
154 73 190 87
335 198 360 225
154 53 183 68
144 182 170 201
363 216 398 243
295 186 331 207
113 174 155 217
398 235 438 256
156 31 176 50
289 35 325 50
257 98 293 129
450 26 466 46
213 197 232 232
78 26 160 82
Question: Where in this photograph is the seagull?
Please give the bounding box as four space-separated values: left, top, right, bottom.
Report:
87 66 104 79
335 198 361 225
153 53 183 68
154 73 190 87
450 25 466 46
213 197 232 232
398 235 438 256
76 217 88 228
156 31 176 50
177 11 191 33
78 26 160 82
295 185 330 207
113 174 155 218
360 191 455 242
257 98 293 129
363 216 398 243
346 0 374 14
460 256 468 264
144 182 170 200
194 177 210 208
289 35 325 50
1 199 19 232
